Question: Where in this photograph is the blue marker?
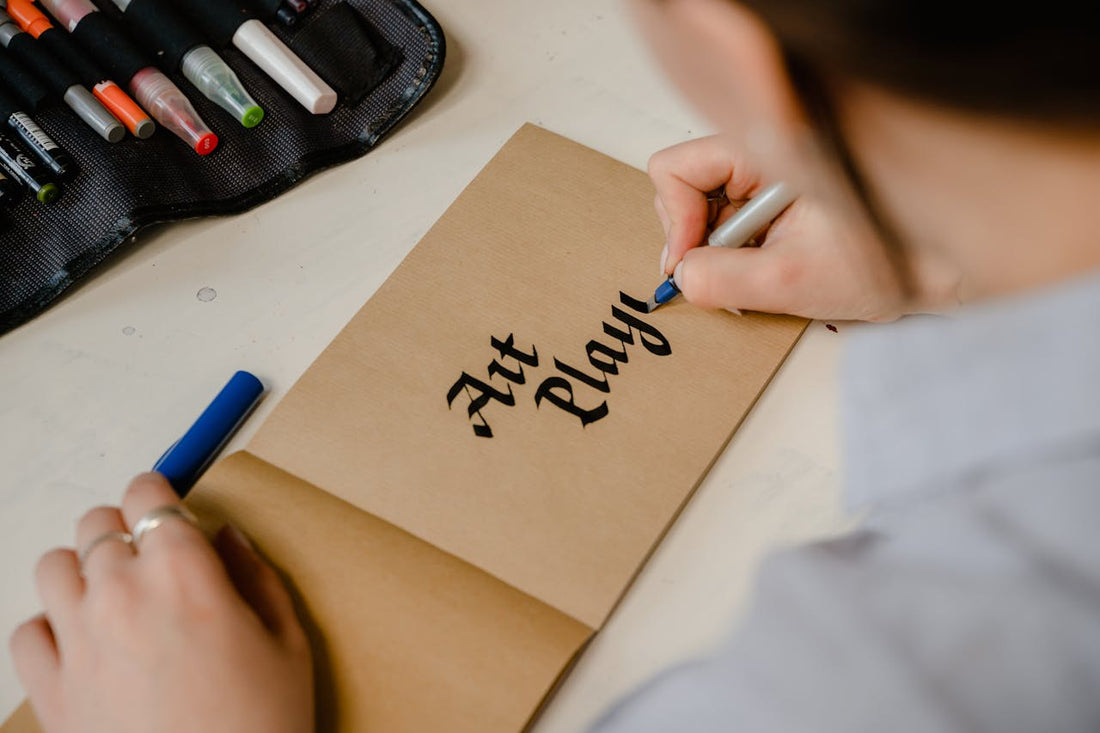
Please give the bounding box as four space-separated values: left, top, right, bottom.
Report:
645 181 797 312
153 370 265 496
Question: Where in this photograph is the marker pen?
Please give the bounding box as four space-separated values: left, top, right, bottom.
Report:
0 9 123 143
176 0 337 113
0 130 59 203
0 84 74 178
247 0 310 27
108 0 264 128
38 0 218 154
5 0 154 139
0 163 20 205
644 182 797 312
152 370 264 496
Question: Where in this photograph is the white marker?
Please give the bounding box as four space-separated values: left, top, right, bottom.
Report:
233 19 336 114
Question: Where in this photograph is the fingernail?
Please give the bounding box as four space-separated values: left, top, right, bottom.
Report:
724 307 743 316
659 243 669 276
225 523 253 551
672 260 684 291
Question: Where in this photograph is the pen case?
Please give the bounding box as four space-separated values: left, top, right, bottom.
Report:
0 0 444 337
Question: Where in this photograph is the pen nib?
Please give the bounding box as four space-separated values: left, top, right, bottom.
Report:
644 297 658 313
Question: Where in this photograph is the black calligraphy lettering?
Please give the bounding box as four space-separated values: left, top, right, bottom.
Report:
446 372 517 438
487 334 538 384
602 320 634 346
447 293 672 438
487 359 524 384
586 338 629 374
491 334 539 366
599 293 672 357
553 358 611 393
610 300 671 357
534 376 609 427
618 292 652 313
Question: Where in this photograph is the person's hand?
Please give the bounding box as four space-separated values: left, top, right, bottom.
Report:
9 473 314 733
649 134 964 321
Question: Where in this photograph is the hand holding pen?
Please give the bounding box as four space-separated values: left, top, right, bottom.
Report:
644 134 960 321
646 180 795 312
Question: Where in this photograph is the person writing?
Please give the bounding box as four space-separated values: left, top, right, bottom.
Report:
11 0 1100 730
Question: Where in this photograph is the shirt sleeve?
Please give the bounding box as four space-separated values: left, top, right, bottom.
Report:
589 466 1100 733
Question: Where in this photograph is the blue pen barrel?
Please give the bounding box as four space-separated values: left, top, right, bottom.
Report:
153 370 264 496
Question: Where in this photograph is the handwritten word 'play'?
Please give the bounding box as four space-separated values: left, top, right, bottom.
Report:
446 292 671 437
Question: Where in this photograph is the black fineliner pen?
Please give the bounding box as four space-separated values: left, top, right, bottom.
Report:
0 130 59 203
246 0 310 27
0 85 75 179
0 162 20 206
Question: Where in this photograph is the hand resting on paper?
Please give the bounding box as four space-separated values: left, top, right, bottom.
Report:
9 473 314 733
649 134 964 321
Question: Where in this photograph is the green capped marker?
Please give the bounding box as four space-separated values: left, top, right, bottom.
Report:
36 181 59 204
241 104 264 129
181 47 266 129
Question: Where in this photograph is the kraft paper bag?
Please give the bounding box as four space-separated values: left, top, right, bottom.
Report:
3 124 806 733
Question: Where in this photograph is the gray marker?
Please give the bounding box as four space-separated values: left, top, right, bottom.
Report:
645 181 797 312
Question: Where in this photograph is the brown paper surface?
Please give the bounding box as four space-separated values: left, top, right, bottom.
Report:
249 124 807 628
0 702 36 733
187 453 592 732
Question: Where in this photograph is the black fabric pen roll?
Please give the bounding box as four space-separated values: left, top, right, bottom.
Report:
0 45 51 112
0 10 123 142
0 85 75 178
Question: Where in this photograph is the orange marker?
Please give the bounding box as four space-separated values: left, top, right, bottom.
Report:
90 80 153 138
6 0 155 138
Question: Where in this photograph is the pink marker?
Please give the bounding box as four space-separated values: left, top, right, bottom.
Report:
39 0 218 154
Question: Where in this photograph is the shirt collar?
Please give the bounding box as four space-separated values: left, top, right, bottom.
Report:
841 269 1100 514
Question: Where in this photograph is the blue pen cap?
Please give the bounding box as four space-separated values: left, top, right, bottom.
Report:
654 277 681 306
153 370 264 496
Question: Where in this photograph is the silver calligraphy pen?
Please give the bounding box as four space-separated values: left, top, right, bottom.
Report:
645 181 796 312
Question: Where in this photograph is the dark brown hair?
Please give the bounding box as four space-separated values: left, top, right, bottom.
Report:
735 0 1099 292
741 0 1100 128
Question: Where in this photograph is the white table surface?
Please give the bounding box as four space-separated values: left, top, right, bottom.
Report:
0 1 849 728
